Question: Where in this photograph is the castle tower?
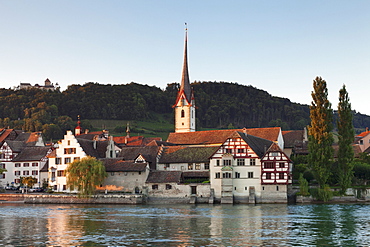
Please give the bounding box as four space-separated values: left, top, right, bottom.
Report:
173 24 196 133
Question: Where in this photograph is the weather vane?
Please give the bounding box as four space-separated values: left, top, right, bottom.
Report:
185 22 187 31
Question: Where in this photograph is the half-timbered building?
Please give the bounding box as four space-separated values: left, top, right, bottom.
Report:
210 131 292 204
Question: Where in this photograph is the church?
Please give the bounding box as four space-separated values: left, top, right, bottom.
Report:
155 26 293 203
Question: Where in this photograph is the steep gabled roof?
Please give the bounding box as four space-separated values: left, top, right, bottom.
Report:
159 146 218 164
238 132 273 158
0 129 14 143
282 130 305 148
146 170 182 183
13 146 51 162
76 138 100 158
119 146 161 170
102 158 148 172
5 141 26 152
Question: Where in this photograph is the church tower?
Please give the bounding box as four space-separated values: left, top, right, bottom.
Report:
173 25 196 133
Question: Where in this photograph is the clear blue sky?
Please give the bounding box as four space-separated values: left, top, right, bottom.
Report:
1 1 370 115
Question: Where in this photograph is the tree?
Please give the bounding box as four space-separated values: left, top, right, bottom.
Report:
21 176 38 188
308 77 334 200
66 156 107 197
337 85 355 195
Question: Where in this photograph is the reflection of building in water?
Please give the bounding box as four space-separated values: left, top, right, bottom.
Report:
46 206 84 246
208 205 289 246
0 206 49 244
260 205 289 245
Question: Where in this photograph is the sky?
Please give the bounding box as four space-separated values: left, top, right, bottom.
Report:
1 1 370 115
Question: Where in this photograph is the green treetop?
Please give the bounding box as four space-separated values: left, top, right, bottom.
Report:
66 156 107 197
337 84 355 195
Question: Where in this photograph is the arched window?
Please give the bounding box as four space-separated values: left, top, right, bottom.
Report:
181 110 185 118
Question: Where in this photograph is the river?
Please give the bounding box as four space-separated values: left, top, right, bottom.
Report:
0 203 369 246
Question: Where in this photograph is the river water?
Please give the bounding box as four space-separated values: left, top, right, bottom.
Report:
0 203 369 246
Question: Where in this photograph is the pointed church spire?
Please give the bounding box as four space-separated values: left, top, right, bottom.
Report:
180 23 192 103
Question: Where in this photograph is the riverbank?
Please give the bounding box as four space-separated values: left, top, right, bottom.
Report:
0 193 143 204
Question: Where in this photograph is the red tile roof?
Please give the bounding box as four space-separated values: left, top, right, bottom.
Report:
357 131 370 138
0 129 14 143
166 127 280 145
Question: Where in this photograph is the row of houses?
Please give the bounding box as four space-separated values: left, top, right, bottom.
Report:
0 125 294 203
0 125 368 203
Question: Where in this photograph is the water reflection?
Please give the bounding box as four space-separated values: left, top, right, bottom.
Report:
1 203 370 246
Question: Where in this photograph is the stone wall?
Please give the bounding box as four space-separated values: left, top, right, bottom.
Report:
0 194 142 204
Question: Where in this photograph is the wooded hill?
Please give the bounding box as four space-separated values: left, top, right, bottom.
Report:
0 81 369 140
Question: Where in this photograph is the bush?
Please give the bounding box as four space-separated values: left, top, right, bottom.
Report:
310 185 333 202
298 173 310 196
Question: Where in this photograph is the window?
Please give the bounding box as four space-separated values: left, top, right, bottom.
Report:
279 173 284 179
195 164 201 170
223 172 231 178
223 160 231 166
63 185 67 191
225 148 232 154
67 140 71 145
32 163 38 167
279 163 285 168
164 164 170 170
15 163 21 167
74 157 80 161
204 162 210 170
0 163 5 169
215 172 220 178
152 184 158 190
188 163 193 170
270 152 279 157
15 179 21 184
235 172 240 178
181 166 185 170
264 162 274 169
64 148 76 154
0 173 5 179
216 160 220 166
55 158 61 165
237 159 245 166
32 170 38 176
23 171 29 176
57 170 65 177
23 163 29 167
65 158 71 164
266 173 272 179
245 187 248 190
15 171 20 176
250 159 256 166
248 172 253 178
276 186 279 191
360 140 364 145
166 184 172 190
237 148 245 153
181 110 185 118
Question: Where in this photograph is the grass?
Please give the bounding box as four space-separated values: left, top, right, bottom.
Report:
88 113 174 140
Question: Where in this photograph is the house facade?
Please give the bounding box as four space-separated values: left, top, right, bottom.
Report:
210 131 292 204
101 155 150 193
